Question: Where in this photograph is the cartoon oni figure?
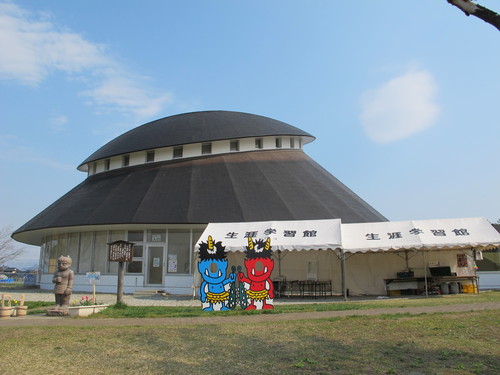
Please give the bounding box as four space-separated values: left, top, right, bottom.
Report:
197 236 236 311
52 255 74 309
238 237 275 310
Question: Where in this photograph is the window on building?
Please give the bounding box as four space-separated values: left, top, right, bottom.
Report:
147 229 166 243
122 154 130 167
93 231 108 273
255 138 263 149
92 163 97 174
290 138 295 148
230 140 239 152
173 146 183 158
128 230 144 242
126 245 143 273
67 233 80 272
167 230 191 274
104 159 110 171
146 151 155 163
275 138 282 148
201 142 212 155
78 232 93 273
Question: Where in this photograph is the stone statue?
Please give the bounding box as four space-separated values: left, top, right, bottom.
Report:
52 255 74 309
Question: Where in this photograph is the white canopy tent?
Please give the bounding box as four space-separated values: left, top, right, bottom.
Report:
340 217 500 296
193 217 500 298
195 218 342 252
193 219 343 297
341 217 500 253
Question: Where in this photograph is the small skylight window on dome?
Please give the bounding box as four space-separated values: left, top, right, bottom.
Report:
230 140 239 152
146 151 155 163
255 138 263 149
173 146 183 159
201 142 212 155
275 137 282 148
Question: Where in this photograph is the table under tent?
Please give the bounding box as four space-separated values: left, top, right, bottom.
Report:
340 217 500 297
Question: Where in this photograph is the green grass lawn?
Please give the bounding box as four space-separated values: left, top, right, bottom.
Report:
1 291 499 374
1 309 498 374
7 289 500 317
96 290 500 318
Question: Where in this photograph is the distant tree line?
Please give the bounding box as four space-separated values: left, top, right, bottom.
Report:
0 226 24 266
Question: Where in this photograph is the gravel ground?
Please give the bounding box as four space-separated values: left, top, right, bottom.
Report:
2 288 200 306
2 299 499 328
2 288 351 307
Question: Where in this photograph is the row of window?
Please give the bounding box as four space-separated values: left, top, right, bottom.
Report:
90 136 302 175
41 228 204 276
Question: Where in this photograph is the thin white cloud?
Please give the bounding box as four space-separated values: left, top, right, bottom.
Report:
50 114 69 132
360 69 440 143
0 133 73 171
0 1 173 120
81 75 173 119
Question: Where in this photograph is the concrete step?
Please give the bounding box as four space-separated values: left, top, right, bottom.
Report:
133 289 165 296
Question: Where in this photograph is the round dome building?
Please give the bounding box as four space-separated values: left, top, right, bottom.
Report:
13 111 386 294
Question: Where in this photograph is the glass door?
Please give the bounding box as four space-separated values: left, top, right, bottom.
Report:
147 246 164 285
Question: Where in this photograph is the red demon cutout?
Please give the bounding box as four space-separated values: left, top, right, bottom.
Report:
238 237 274 310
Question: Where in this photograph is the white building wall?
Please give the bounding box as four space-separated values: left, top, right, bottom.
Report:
183 144 199 158
156 148 172 161
239 138 255 152
477 271 500 290
212 140 229 154
129 152 143 166
109 156 121 170
40 272 194 295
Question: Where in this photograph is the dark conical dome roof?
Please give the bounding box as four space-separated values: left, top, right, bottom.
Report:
14 111 386 245
78 111 314 169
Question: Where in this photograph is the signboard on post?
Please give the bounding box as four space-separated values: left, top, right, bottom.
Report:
108 240 134 262
86 272 101 285
86 272 101 304
108 240 134 304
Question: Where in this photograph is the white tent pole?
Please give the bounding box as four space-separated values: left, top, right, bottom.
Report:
341 249 347 301
277 250 282 276
422 249 429 298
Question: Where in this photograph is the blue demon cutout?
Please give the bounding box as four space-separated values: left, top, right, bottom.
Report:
198 236 236 311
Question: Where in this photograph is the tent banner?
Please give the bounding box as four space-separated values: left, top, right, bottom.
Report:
195 219 342 252
341 217 500 253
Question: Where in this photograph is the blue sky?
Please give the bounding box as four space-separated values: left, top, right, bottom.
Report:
1 0 499 268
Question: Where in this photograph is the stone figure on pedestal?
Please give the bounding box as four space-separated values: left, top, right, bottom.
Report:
49 255 74 314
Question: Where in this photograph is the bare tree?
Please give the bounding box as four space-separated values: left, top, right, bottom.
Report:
0 226 24 266
447 0 500 31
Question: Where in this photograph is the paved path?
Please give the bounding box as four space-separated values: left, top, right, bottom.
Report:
1 288 201 307
2 301 499 328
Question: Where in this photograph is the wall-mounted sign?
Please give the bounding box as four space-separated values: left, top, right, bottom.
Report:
151 234 162 242
108 240 134 262
457 254 468 267
168 254 177 273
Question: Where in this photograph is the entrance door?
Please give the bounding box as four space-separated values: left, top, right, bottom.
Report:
147 246 164 285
